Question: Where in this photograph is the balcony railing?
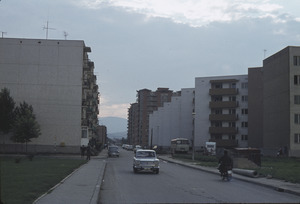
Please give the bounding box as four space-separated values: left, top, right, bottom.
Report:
209 139 238 148
209 127 238 134
209 114 238 121
209 101 239 108
209 88 238 96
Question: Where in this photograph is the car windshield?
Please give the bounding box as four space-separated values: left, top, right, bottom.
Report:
136 151 155 158
109 147 118 151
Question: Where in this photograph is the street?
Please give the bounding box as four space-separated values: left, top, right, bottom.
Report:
99 149 299 203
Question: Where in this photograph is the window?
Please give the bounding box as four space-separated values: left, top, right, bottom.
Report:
242 122 248 128
229 122 236 127
230 83 236 88
212 109 222 114
295 114 300 124
212 96 222 101
241 83 248 89
229 96 236 101
295 134 300 143
229 109 236 114
229 135 236 140
294 75 300 85
242 109 248 115
294 95 300 104
242 95 248 102
211 121 222 127
213 83 222 89
242 135 248 140
294 56 300 66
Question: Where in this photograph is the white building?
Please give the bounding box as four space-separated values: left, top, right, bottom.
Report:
194 75 248 151
149 88 194 150
0 38 99 153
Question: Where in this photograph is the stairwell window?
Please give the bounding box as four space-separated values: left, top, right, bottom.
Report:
294 114 300 124
242 122 248 128
242 135 248 141
295 134 300 143
294 95 300 104
293 56 300 66
294 75 300 85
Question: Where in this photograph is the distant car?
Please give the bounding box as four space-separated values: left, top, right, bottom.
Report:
127 145 133 151
133 145 142 153
133 149 159 174
108 146 120 157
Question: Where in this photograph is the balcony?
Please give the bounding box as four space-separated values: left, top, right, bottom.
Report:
209 114 238 121
209 139 238 148
209 127 238 134
209 101 239 108
209 88 238 96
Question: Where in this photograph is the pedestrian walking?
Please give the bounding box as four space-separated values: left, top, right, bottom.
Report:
80 145 86 158
86 145 91 160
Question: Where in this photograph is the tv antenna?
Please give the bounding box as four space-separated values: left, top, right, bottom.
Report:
264 49 267 59
0 31 7 38
63 31 68 40
43 21 55 39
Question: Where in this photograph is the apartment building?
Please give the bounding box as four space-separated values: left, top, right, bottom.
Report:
149 88 194 150
194 75 249 150
0 38 99 153
249 46 300 157
127 88 174 147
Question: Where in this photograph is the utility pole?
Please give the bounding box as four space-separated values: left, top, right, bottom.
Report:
43 21 55 39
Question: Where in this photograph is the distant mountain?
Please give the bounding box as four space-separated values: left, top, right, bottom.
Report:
98 117 127 134
108 131 127 140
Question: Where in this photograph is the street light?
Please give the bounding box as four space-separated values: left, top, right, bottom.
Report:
192 112 196 161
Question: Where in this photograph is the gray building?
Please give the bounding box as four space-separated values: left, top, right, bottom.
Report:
248 46 300 157
0 38 99 153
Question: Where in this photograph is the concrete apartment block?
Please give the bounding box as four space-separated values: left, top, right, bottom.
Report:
194 75 248 151
0 38 99 153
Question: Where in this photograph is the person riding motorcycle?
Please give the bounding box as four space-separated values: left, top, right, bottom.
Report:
218 150 233 176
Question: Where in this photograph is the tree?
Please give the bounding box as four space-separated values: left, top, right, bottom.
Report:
11 102 41 153
0 88 15 134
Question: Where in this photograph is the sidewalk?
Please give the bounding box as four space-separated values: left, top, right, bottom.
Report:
34 149 108 204
158 154 300 197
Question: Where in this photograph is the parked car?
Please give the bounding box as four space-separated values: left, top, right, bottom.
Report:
133 149 159 174
108 146 120 157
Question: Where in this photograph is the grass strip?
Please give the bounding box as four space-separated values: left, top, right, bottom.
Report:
172 154 300 183
1 156 87 204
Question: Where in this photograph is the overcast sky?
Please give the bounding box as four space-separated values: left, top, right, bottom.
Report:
1 0 300 119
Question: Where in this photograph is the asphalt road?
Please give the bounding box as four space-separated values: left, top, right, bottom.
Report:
98 149 300 204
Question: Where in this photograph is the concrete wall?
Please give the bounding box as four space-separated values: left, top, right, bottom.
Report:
0 38 85 153
248 67 264 148
262 47 290 154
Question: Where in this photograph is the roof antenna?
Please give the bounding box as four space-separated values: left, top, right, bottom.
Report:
264 49 267 59
0 31 7 38
63 31 68 40
43 21 55 39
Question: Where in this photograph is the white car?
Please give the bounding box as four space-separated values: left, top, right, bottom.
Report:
133 149 159 174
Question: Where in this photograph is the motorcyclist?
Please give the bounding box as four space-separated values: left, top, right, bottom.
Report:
218 150 233 175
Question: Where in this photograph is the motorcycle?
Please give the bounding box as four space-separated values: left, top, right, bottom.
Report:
218 163 232 181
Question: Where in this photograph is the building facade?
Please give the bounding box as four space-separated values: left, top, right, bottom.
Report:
0 38 99 153
248 46 300 156
194 75 249 150
149 88 194 150
127 88 174 147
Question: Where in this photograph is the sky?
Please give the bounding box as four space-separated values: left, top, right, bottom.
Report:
1 0 300 119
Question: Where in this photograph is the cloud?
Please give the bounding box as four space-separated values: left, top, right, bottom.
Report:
76 0 287 27
99 103 130 119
